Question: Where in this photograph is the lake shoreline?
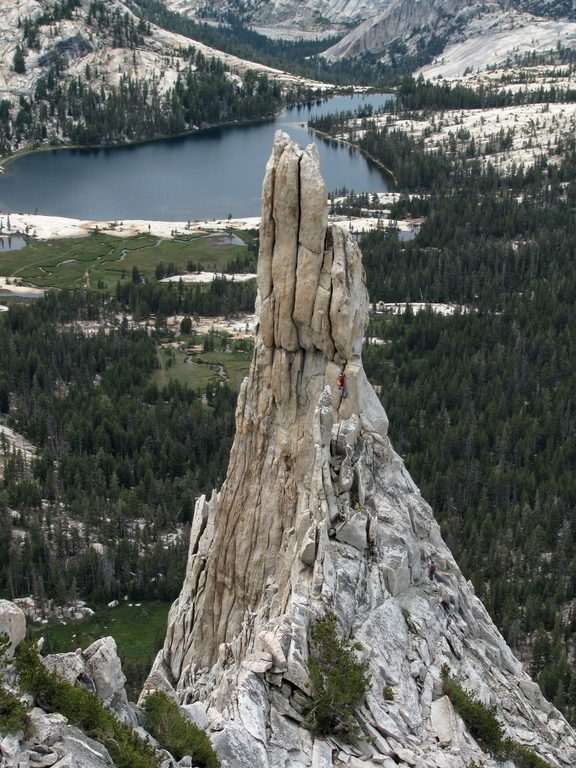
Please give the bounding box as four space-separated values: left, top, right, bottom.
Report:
0 92 395 221
0 94 367 171
1 212 261 241
0 112 285 171
0 204 415 248
0 85 396 170
307 126 398 187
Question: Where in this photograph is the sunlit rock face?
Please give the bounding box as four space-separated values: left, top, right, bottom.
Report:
145 131 576 768
0 599 26 657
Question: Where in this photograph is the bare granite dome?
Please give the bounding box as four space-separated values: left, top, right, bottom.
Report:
143 132 575 768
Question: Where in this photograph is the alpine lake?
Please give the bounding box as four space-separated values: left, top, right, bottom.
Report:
0 93 394 221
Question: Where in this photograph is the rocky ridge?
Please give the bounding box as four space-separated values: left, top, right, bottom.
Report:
322 0 490 60
0 0 323 97
321 0 576 62
165 0 576 64
0 600 141 768
165 0 386 36
143 131 576 767
0 0 328 159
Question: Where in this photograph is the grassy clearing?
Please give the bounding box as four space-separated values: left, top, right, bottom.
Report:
155 345 251 391
199 349 251 391
29 601 170 659
155 347 216 389
29 601 171 699
0 231 254 293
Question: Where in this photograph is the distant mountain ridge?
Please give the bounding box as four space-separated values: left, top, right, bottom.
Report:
165 0 576 67
322 0 576 62
166 0 387 33
322 0 486 61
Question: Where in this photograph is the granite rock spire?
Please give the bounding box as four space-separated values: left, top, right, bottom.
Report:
144 132 575 768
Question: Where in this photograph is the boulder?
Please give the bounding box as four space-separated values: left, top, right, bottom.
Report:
311 739 332 768
335 510 368 550
0 599 26 657
259 631 287 670
42 652 88 688
181 701 209 730
331 416 360 455
299 524 317 567
82 637 126 705
430 695 458 747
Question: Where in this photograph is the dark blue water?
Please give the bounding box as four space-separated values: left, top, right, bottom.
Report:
0 93 393 221
0 236 26 251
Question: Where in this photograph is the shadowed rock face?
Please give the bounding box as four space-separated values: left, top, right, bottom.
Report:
144 132 575 768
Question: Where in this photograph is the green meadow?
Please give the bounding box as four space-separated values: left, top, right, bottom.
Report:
1 231 256 395
29 601 170 657
155 342 252 391
29 601 171 698
0 230 255 293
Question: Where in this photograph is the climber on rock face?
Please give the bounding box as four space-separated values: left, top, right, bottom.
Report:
338 372 347 398
429 559 437 580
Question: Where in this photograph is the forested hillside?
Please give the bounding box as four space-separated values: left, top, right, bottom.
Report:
0 0 323 159
3 33 284 155
127 0 393 84
0 283 257 607
318 91 576 722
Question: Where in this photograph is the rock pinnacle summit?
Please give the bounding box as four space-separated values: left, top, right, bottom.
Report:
143 132 575 768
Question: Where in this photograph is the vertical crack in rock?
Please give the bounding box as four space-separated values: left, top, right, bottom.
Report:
143 132 576 768
293 151 303 342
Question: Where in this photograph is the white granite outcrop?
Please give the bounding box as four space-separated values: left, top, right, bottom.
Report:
0 599 26 658
41 636 134 721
